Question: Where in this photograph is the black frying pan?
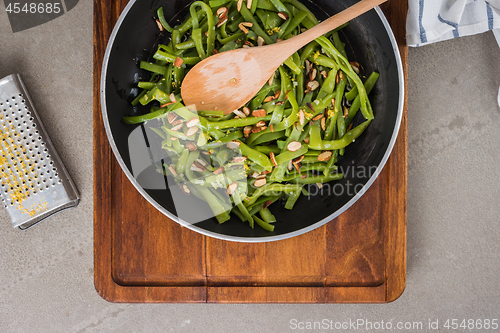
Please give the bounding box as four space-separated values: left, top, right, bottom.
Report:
100 0 403 242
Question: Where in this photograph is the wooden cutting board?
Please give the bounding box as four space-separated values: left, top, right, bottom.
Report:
94 0 407 303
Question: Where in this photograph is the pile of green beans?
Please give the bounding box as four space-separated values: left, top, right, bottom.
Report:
123 0 379 232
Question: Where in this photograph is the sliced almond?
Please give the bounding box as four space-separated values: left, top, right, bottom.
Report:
303 136 310 144
251 126 267 133
262 200 273 210
254 177 266 188
316 183 323 189
350 61 360 74
238 22 248 34
257 36 265 47
241 22 253 27
317 151 332 162
309 68 317 81
255 120 266 128
242 45 251 49
237 0 243 11
335 72 340 85
216 15 228 28
307 80 320 91
227 182 238 195
155 19 164 31
251 171 261 178
320 117 326 131
167 113 178 124
293 155 304 164
287 141 301 152
247 0 253 10
185 142 197 151
233 109 247 118
287 160 293 171
263 95 275 103
343 106 349 119
213 167 224 175
171 123 183 131
186 117 200 128
252 109 266 117
190 164 204 172
312 114 323 121
339 71 344 80
268 72 275 86
270 124 274 132
298 110 305 125
216 7 228 18
293 162 301 173
212 49 219 55
174 57 183 68
277 12 289 20
168 165 178 176
347 123 353 132
305 60 311 75
233 156 247 164
244 40 254 47
242 107 251 116
171 119 184 126
270 152 277 167
194 161 206 171
320 70 328 78
195 158 208 167
170 137 178 141
181 184 190 195
273 90 281 99
227 141 241 149
169 93 177 103
243 125 252 138
161 102 174 108
185 126 199 137
331 98 336 107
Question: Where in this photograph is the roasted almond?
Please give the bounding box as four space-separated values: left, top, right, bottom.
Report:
309 68 317 81
270 152 277 167
155 19 164 31
287 160 293 171
195 158 208 167
317 151 332 162
255 120 266 128
343 106 349 119
303 136 310 144
268 72 275 86
274 90 281 99
335 72 340 85
293 162 301 173
251 171 261 179
174 57 183 68
168 165 178 176
193 161 206 171
213 167 224 175
186 117 200 128
233 156 247 163
287 141 301 152
216 15 228 28
170 123 183 131
331 98 336 107
270 124 274 132
170 137 178 141
244 40 254 47
262 200 273 210
242 45 251 49
233 109 247 118
263 95 276 103
312 114 323 121
226 141 241 149
212 49 219 55
185 126 199 137
247 0 253 9
216 6 228 18
190 164 204 172
298 110 305 125
243 125 253 137
252 109 266 117
169 93 177 103
237 0 243 11
171 119 184 126
167 113 178 124
181 184 190 195
251 125 267 133
320 70 328 78
305 60 311 75
277 12 289 20
316 183 323 189
254 177 266 188
307 80 320 91
227 182 238 195
257 36 265 47
161 102 174 108
185 142 197 151
320 117 326 131
242 107 251 116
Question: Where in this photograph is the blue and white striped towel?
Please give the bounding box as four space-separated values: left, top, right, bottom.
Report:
407 0 500 106
407 0 500 46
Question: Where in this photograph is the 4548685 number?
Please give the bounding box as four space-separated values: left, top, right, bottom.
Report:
6 2 61 14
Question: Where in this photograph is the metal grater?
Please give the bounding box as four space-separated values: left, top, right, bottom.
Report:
0 74 80 230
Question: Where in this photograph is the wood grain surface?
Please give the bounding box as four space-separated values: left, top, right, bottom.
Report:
94 0 408 303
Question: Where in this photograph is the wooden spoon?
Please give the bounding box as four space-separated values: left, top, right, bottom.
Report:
181 0 387 114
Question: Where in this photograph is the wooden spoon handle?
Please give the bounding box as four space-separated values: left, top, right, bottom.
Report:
280 0 388 52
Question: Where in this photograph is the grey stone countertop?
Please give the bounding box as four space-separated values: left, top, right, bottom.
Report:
1 2 499 332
